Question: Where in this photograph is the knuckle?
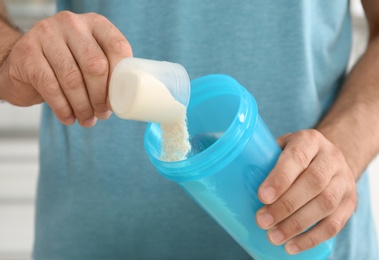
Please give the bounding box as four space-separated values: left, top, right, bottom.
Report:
288 217 304 234
296 129 309 139
56 11 83 33
29 69 59 96
31 69 48 85
305 235 318 249
56 10 77 22
53 51 70 65
306 129 321 139
92 100 108 111
296 129 319 142
55 103 73 119
325 220 342 237
330 147 345 162
74 104 93 119
290 146 310 169
33 19 53 34
347 193 358 211
85 12 101 19
87 13 111 28
84 56 109 77
30 68 49 86
62 70 84 90
279 197 297 215
53 53 84 90
307 169 328 190
109 37 132 56
319 191 339 212
42 80 60 97
91 13 108 23
273 167 295 190
277 170 293 188
301 129 323 142
82 39 99 56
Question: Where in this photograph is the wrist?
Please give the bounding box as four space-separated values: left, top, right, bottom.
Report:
0 22 22 101
0 18 22 65
317 125 360 179
317 102 378 181
0 57 9 101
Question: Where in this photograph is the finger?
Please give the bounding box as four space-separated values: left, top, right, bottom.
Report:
90 14 132 119
26 54 75 125
90 13 133 70
64 30 108 123
256 152 336 229
276 133 292 148
41 35 98 127
284 193 356 254
57 12 110 121
258 130 320 204
265 175 345 246
70 13 132 120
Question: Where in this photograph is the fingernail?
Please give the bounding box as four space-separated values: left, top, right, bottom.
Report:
269 228 285 244
256 211 273 229
286 243 300 255
81 117 97 128
95 110 112 120
262 186 276 202
62 116 75 125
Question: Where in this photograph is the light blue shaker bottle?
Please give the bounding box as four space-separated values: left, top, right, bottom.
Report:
144 74 335 260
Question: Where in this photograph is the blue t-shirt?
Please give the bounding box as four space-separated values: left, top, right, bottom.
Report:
34 1 378 259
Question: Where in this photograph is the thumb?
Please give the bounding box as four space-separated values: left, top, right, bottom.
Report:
276 133 292 148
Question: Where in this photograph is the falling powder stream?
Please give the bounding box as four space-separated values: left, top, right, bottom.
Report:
108 64 191 162
160 107 191 162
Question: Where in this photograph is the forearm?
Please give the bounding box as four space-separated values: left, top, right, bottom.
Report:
0 1 22 65
317 36 379 180
0 0 6 16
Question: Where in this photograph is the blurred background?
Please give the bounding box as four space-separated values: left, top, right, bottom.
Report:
0 0 378 259
0 1 54 259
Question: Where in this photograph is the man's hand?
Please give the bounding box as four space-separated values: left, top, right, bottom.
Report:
255 129 357 254
0 11 132 127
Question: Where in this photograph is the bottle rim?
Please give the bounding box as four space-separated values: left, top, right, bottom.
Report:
144 74 258 182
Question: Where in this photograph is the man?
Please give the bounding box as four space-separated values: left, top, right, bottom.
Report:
0 1 378 259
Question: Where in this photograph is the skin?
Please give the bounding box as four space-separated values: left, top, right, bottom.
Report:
0 0 378 256
256 0 379 255
0 4 133 127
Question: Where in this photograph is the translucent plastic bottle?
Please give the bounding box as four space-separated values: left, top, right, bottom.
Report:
144 74 335 260
109 58 190 124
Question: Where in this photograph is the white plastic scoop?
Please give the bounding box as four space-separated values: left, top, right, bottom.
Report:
109 58 190 124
